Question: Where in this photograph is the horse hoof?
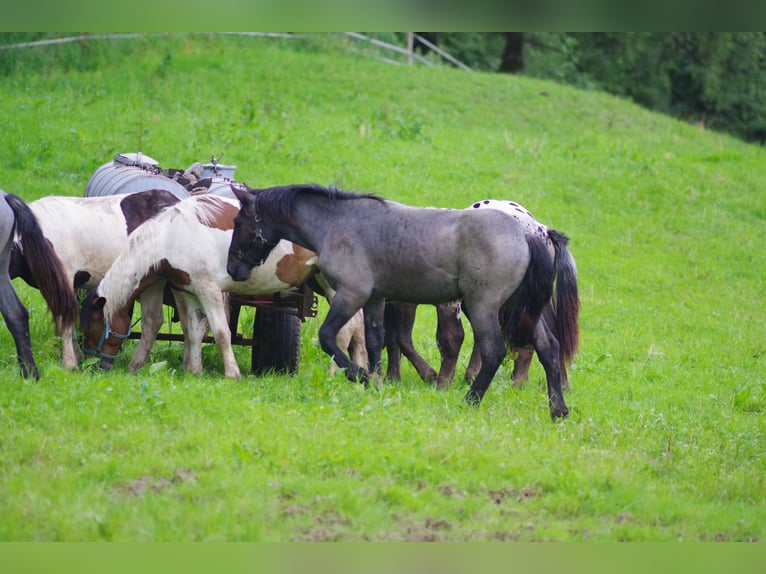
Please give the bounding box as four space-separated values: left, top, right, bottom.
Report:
354 368 370 385
20 364 40 380
464 390 482 406
435 378 450 391
550 405 569 420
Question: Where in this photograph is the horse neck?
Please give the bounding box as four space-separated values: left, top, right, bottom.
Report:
281 194 359 251
99 222 165 321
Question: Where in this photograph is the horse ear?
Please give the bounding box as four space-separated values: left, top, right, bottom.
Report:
231 185 254 209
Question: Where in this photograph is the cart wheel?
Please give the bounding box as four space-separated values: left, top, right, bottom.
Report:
251 308 301 375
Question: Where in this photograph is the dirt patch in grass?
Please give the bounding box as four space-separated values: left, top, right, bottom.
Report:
487 484 542 504
115 468 197 497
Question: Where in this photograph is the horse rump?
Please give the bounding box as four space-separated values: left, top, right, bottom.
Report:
5 194 78 331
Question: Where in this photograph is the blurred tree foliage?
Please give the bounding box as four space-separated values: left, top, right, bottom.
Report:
425 32 766 143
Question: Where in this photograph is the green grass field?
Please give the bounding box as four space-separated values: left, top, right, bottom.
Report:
0 34 763 541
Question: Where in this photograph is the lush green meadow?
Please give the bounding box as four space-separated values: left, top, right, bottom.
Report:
0 34 763 541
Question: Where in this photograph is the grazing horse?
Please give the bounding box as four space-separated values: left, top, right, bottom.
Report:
9 193 178 370
227 184 577 418
79 192 367 379
386 199 579 390
1 191 78 379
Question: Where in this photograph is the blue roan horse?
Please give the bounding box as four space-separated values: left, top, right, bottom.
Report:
0 190 78 379
227 184 578 419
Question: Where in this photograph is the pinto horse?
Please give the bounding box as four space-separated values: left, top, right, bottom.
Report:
1 190 78 379
79 191 367 379
227 184 576 418
385 199 579 390
10 193 177 370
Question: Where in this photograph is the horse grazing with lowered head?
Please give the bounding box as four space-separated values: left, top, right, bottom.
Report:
385 199 579 390
1 190 78 379
227 184 577 419
10 193 178 371
79 191 367 379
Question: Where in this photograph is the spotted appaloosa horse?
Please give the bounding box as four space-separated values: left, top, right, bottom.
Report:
79 191 367 379
1 190 78 379
227 184 577 418
384 199 579 390
464 199 579 387
10 193 178 370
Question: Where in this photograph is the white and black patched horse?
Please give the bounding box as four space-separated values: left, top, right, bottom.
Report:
79 191 367 379
1 190 79 379
9 193 178 371
227 184 577 419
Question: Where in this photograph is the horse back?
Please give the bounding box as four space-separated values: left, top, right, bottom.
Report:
29 195 130 283
457 208 532 269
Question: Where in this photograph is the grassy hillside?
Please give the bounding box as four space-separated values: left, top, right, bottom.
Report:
0 34 763 541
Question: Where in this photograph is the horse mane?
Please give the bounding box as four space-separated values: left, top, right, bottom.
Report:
98 196 237 320
249 184 385 225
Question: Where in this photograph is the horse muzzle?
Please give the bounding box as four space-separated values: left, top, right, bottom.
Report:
227 259 253 282
82 321 131 364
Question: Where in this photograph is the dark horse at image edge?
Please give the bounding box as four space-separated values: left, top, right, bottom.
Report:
227 183 578 420
0 190 78 379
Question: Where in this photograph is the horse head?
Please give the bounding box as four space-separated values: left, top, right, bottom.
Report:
227 185 281 281
79 289 132 370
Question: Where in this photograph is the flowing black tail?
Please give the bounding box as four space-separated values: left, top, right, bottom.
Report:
503 234 555 347
547 229 580 365
5 194 78 332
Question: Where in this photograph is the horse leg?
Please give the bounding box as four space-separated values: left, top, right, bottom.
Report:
348 309 369 369
560 361 571 391
398 309 438 382
383 302 403 380
319 292 370 383
59 276 78 370
128 280 166 372
198 286 240 380
540 304 571 390
173 291 207 375
59 322 79 370
386 302 437 382
363 298 386 381
0 274 39 379
510 345 534 387
333 308 368 371
435 301 464 388
465 332 535 389
532 319 568 419
464 307 507 406
465 343 481 383
509 346 570 391
316 280 368 375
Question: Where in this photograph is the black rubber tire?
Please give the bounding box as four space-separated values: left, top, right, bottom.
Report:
251 308 301 375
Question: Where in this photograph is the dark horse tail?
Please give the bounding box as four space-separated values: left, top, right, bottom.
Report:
547 229 580 365
5 194 78 332
503 234 556 346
